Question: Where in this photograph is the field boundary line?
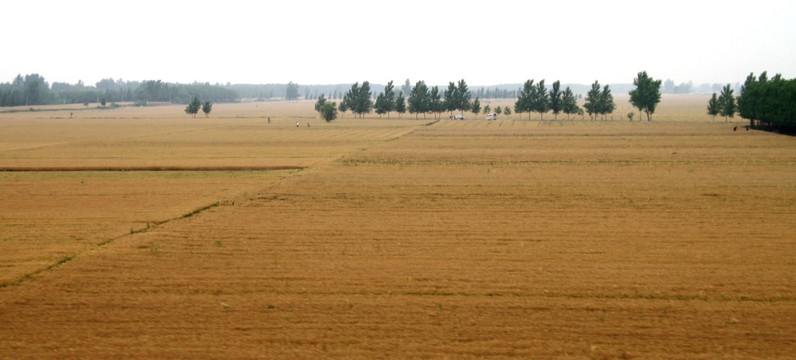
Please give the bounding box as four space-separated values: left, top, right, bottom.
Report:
0 199 241 290
0 166 306 172
0 122 425 291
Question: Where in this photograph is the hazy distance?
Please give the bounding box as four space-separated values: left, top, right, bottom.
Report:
2 0 794 87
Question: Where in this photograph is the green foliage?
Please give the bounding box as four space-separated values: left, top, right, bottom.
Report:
456 79 471 114
736 71 796 129
285 81 300 101
429 86 444 118
549 80 562 119
342 82 373 118
358 81 373 116
706 93 720 122
718 84 736 121
408 81 430 119
599 85 616 120
470 97 481 116
581 82 615 120
314 94 327 113
515 80 535 120
185 96 201 117
320 101 338 122
532 80 549 120
394 91 406 117
503 106 511 116
374 93 389 117
483 104 491 114
383 80 396 117
583 81 601 120
495 106 502 115
202 101 212 117
629 71 662 121
444 82 457 113
737 73 761 121
561 86 580 119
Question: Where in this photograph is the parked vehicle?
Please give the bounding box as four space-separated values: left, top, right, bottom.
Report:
486 113 497 120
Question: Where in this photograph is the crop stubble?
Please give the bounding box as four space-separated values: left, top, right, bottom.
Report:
0 100 794 359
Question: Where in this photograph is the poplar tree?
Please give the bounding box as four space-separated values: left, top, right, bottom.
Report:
718 84 736 122
444 82 457 115
343 82 373 118
201 101 212 117
285 81 300 101
706 92 720 122
430 86 443 119
185 96 201 117
374 93 389 117
583 81 601 120
357 81 373 117
549 80 562 120
455 79 471 114
532 79 549 120
599 84 616 120
470 97 481 117
737 72 764 126
408 81 429 119
515 79 535 120
314 94 327 113
395 91 406 118
383 80 396 118
561 86 579 120
629 71 662 121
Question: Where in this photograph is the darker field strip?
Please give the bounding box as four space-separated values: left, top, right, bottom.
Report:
0 166 306 172
340 158 791 167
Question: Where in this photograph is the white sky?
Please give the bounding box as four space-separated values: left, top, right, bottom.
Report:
2 0 794 87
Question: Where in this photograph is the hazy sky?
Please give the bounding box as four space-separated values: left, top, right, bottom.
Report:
3 0 794 86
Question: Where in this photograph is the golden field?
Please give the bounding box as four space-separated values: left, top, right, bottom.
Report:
0 96 794 359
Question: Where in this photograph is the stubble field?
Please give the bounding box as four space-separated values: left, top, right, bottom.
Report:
0 96 794 359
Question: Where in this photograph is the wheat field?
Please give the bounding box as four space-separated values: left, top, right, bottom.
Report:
0 97 793 359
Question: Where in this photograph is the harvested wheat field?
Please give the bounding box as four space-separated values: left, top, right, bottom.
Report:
1 99 794 359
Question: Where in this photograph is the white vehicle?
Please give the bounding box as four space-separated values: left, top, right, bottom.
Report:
486 113 497 120
450 114 466 120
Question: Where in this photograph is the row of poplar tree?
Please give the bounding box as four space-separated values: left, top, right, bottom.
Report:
706 72 795 129
316 71 666 122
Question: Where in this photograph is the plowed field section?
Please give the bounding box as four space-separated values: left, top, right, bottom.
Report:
1 120 794 359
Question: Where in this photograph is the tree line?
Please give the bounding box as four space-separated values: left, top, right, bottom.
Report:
311 72 665 122
0 75 238 107
708 72 795 131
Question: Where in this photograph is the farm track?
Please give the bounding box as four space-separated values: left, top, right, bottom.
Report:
1 104 794 358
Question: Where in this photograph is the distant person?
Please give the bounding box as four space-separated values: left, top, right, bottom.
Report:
307 122 310 127
296 122 300 127
733 126 737 131
69 112 73 119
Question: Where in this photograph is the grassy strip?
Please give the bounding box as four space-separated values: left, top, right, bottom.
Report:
0 201 234 290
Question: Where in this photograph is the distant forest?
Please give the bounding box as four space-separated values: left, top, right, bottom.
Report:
0 73 735 108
